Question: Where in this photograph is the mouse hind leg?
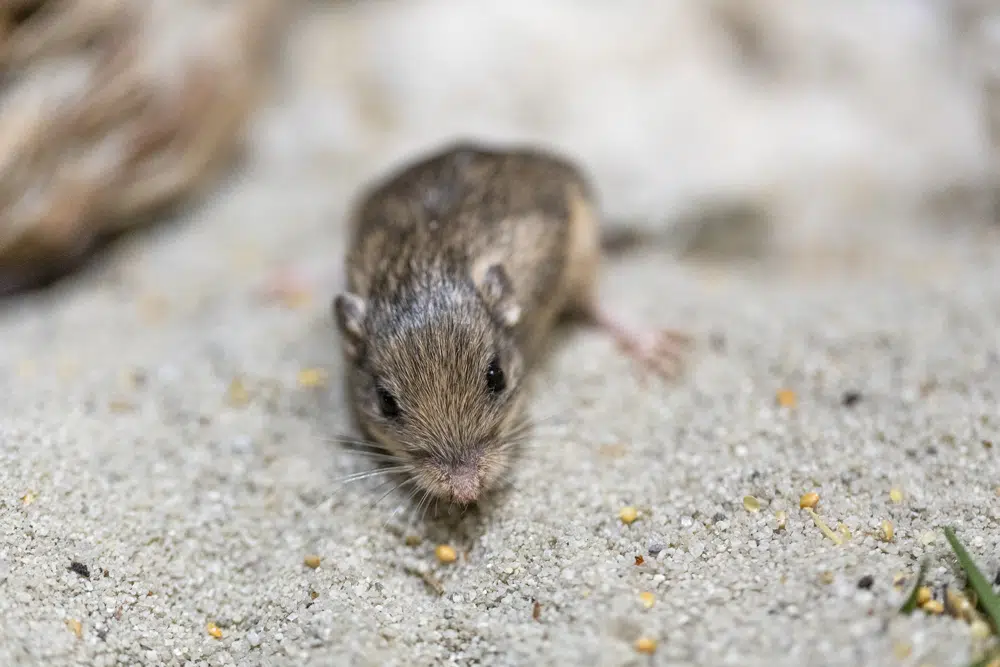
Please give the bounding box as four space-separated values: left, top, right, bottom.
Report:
561 190 691 380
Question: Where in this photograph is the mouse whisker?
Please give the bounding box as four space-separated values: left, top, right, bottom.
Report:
370 476 414 511
320 436 407 460
405 488 431 533
338 450 410 465
382 482 423 531
319 433 380 447
332 465 412 485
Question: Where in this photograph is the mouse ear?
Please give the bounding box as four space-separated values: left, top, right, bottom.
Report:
332 292 367 358
476 263 521 328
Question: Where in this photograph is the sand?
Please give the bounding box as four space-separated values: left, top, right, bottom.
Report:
2 3 1000 666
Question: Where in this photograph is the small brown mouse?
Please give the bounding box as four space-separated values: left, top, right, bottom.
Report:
330 140 689 506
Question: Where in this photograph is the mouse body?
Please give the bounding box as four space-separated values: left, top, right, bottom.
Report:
332 140 686 506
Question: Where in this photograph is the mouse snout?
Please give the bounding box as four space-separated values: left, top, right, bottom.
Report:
445 457 482 505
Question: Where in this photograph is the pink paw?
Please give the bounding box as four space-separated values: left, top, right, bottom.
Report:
616 328 692 381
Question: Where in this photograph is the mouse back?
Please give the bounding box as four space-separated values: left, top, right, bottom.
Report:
340 140 599 360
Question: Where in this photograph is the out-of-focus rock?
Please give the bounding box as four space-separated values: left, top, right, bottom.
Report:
252 0 999 257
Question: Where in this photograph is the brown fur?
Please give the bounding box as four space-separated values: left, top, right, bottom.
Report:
333 139 603 505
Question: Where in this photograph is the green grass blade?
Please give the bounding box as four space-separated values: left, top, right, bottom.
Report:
899 559 929 614
944 526 1000 633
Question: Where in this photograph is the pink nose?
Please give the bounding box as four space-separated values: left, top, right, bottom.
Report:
451 487 479 505
448 461 480 504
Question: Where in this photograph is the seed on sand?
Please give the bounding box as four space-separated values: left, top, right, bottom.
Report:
921 599 944 615
970 619 992 640
799 492 819 510
226 378 250 407
635 637 657 654
889 488 904 504
775 510 787 530
303 554 321 569
639 592 656 609
207 622 223 639
297 368 327 388
915 586 932 606
776 389 797 408
743 495 761 512
880 520 894 542
435 544 457 564
66 619 82 638
619 506 639 525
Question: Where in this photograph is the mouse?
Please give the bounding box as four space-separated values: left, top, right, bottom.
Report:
327 140 690 507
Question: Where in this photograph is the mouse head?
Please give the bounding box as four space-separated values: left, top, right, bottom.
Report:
333 263 527 506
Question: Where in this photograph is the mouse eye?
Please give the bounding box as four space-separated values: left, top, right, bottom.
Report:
375 384 401 419
485 356 506 394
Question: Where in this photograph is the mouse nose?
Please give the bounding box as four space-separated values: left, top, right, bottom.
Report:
447 460 481 505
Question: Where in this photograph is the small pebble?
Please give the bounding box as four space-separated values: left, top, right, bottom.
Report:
247 630 261 647
435 544 457 564
639 592 655 609
619 506 638 525
648 543 665 556
207 622 223 639
799 492 819 509
404 535 422 547
919 530 936 546
68 561 90 579
635 637 657 654
303 554 322 569
743 495 761 512
841 391 862 407
857 575 874 590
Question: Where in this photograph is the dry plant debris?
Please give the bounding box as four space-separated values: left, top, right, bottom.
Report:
0 0 292 294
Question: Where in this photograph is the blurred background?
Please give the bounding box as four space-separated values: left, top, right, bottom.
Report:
1 0 998 296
